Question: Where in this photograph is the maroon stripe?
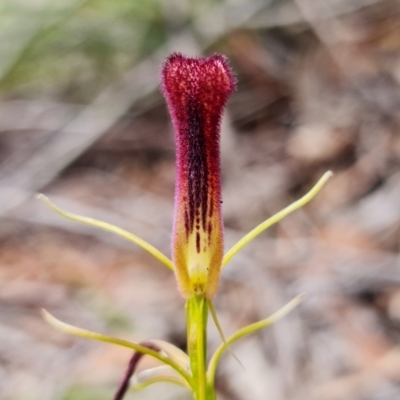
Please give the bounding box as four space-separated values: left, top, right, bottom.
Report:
161 53 235 239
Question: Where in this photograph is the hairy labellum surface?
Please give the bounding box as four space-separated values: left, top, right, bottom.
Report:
161 53 235 298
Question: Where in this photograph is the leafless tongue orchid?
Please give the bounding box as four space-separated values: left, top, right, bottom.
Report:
38 53 331 400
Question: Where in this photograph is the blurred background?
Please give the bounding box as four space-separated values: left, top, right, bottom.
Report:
1 0 400 399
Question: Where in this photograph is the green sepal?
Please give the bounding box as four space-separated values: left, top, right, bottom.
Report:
42 309 192 386
207 300 244 369
37 194 174 271
223 171 332 267
207 294 306 385
133 366 190 391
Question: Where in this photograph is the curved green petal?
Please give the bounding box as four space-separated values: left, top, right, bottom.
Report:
133 366 191 390
207 294 306 386
149 339 190 371
207 300 243 369
42 310 192 385
223 171 333 267
38 194 174 271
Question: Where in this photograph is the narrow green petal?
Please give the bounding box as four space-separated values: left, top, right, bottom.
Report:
207 300 227 346
42 310 192 385
133 366 191 390
207 294 306 385
149 340 190 371
223 171 333 267
207 300 244 369
37 194 174 271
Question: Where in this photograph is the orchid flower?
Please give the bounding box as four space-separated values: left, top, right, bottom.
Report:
39 53 332 400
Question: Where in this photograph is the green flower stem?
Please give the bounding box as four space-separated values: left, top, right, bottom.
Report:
186 296 215 400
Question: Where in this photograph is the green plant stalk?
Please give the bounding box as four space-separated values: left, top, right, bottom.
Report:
186 296 215 400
